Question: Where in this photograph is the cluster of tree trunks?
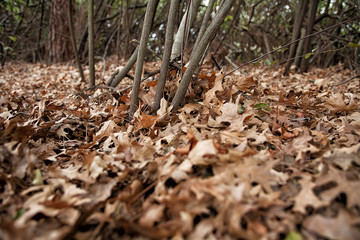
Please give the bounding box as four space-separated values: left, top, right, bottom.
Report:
1 0 359 116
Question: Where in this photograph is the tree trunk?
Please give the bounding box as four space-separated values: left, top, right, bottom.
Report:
171 0 202 60
193 0 216 52
48 0 73 63
153 0 179 113
36 0 45 62
262 32 273 63
129 0 159 120
284 0 308 75
108 47 138 87
88 0 95 87
171 0 236 111
294 28 306 68
68 0 85 82
300 0 318 73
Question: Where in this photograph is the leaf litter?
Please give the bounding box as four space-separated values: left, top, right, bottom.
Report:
0 59 359 239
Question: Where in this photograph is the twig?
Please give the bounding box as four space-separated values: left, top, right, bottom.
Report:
333 74 360 88
211 54 221 71
225 54 247 76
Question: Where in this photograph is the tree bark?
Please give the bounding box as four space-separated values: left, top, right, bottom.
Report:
48 0 73 63
262 32 273 63
68 0 85 82
153 0 179 113
294 28 306 68
88 0 95 87
129 0 159 120
36 0 45 62
300 0 318 73
108 47 138 87
193 0 216 52
171 0 236 111
171 0 202 60
284 0 308 75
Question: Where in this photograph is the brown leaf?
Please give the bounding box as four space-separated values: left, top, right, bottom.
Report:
136 113 159 129
292 175 328 214
323 93 357 113
216 102 253 132
304 209 360 240
203 72 224 107
233 76 257 92
315 166 360 209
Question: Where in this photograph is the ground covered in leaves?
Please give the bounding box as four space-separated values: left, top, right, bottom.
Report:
0 58 360 240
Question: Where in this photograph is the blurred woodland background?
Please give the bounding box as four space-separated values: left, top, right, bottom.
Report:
0 0 359 72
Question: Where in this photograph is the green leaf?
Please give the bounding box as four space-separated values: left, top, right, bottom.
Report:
4 46 14 51
242 25 248 31
254 103 271 111
347 42 360 48
9 36 17 42
14 209 25 220
305 53 312 59
32 169 43 185
275 46 288 53
271 59 279 66
285 231 303 240
224 15 233 22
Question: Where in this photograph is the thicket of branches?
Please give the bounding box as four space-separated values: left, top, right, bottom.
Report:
1 0 359 71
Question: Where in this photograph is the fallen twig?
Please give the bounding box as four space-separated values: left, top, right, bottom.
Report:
333 74 360 88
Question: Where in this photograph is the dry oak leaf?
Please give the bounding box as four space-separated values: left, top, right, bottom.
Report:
96 119 120 139
188 139 218 165
323 93 357 113
216 102 253 132
187 218 217 240
226 203 258 239
174 130 198 155
303 209 360 240
324 143 360 170
203 72 224 107
282 128 312 156
139 204 165 228
233 76 257 92
292 174 328 214
315 166 360 209
135 113 159 130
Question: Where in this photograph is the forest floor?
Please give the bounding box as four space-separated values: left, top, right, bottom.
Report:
0 57 360 240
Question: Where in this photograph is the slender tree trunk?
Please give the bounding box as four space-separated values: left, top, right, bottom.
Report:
116 1 123 62
68 0 85 82
88 0 95 87
284 0 308 75
153 0 179 113
294 28 306 67
171 0 236 111
193 0 216 52
262 32 273 63
129 0 159 119
300 0 318 73
108 47 139 87
36 0 45 61
171 0 202 60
